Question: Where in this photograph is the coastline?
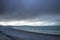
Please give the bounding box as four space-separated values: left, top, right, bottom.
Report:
0 27 60 40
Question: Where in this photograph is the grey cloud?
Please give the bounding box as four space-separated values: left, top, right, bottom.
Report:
0 0 60 22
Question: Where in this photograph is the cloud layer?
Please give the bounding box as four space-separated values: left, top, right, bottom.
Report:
0 0 60 26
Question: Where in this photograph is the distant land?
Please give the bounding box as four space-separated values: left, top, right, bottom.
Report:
0 25 60 27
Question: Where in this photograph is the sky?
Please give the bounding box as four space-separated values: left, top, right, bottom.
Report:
0 0 60 26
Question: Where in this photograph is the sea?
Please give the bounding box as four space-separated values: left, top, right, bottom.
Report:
0 26 60 35
0 26 60 40
12 26 60 35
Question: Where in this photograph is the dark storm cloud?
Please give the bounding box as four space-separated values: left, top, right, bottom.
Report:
0 0 60 22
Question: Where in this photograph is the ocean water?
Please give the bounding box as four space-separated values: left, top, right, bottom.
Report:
13 26 60 35
0 26 60 40
0 26 60 35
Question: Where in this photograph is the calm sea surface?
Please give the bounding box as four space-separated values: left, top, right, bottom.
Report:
13 26 60 35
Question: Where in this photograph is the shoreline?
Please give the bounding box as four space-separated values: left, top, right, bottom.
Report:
0 27 60 40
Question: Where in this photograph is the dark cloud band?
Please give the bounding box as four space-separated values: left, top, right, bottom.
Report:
0 0 60 23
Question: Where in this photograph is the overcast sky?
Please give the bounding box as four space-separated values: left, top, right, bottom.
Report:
0 0 60 26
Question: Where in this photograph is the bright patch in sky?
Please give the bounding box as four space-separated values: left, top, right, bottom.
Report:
0 20 57 26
